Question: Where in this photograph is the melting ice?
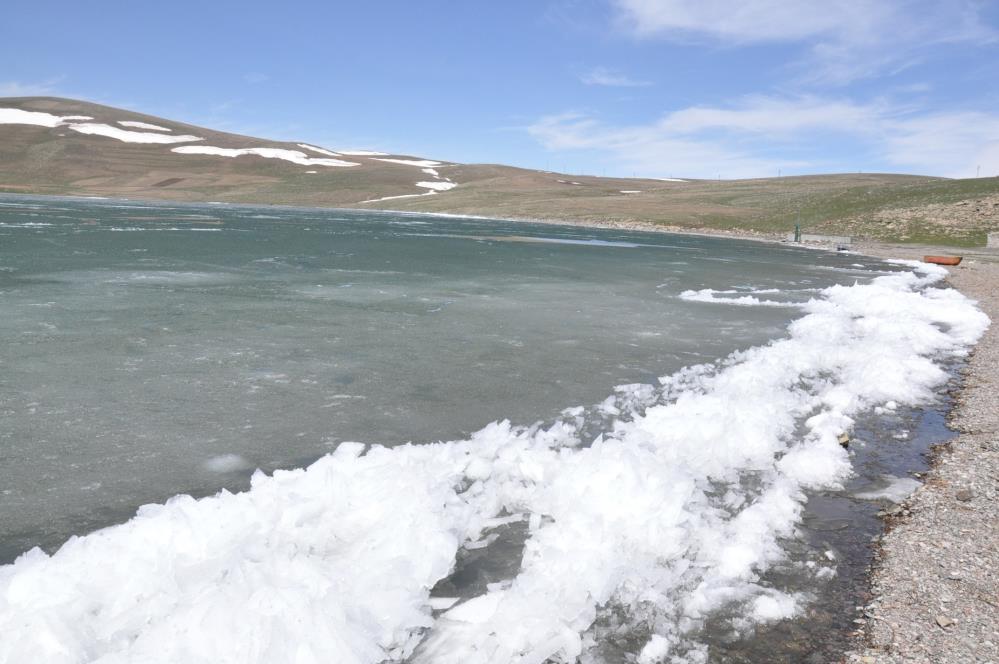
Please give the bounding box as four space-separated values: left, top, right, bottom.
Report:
0 253 987 663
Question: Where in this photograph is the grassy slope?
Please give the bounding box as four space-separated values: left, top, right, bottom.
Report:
366 167 999 246
2 97 998 245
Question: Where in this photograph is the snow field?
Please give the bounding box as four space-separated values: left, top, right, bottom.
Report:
117 121 171 132
171 146 360 168
0 108 202 144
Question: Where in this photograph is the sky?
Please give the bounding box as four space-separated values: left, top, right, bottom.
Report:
2 0 999 179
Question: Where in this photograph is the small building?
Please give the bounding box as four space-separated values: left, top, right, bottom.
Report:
988 232 999 249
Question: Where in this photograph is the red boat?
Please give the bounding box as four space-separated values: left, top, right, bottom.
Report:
923 255 962 266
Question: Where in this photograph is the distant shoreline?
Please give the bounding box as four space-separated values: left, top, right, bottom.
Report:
0 189 805 250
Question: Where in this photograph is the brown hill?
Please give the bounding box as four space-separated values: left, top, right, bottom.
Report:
2 97 997 245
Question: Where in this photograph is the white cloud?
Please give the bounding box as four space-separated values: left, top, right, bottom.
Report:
611 0 997 84
615 0 890 43
0 79 63 97
884 111 999 177
527 96 999 178
580 67 652 87
243 72 270 84
528 110 794 179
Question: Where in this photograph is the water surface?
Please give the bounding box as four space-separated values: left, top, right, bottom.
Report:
1 194 955 662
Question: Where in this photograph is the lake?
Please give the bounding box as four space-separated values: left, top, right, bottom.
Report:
0 194 984 663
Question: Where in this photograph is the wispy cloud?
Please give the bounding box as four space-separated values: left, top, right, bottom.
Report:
0 78 64 97
579 66 652 87
611 0 998 84
243 72 270 84
528 95 999 178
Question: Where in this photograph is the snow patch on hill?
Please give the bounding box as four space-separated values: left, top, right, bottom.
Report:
118 120 171 132
374 158 443 168
297 143 341 157
339 149 389 156
0 108 202 144
0 108 92 127
70 123 202 144
417 181 456 191
171 146 360 167
359 191 439 203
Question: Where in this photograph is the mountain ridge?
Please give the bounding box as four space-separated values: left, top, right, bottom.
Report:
2 96 997 246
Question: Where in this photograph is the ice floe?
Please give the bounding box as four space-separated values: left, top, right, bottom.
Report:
171 146 360 167
679 288 802 307
854 475 922 503
0 261 988 663
202 454 254 473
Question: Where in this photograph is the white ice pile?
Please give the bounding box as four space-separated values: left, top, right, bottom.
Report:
854 475 922 503
0 108 202 144
679 288 801 308
171 146 360 168
0 261 989 664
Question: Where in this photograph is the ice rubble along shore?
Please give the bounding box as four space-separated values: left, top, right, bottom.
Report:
0 262 988 664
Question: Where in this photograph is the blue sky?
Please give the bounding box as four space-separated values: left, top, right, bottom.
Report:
3 0 998 179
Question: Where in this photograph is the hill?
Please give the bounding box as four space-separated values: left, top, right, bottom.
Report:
2 97 997 245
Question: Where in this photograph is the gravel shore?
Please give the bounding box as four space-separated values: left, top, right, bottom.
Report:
842 243 999 664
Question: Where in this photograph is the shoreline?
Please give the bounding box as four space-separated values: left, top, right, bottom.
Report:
841 243 999 663
393 210 999 661
0 190 793 248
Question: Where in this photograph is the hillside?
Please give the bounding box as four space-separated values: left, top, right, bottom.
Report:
2 97 997 245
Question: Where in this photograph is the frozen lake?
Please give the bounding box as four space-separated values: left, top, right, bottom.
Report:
0 195 985 662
